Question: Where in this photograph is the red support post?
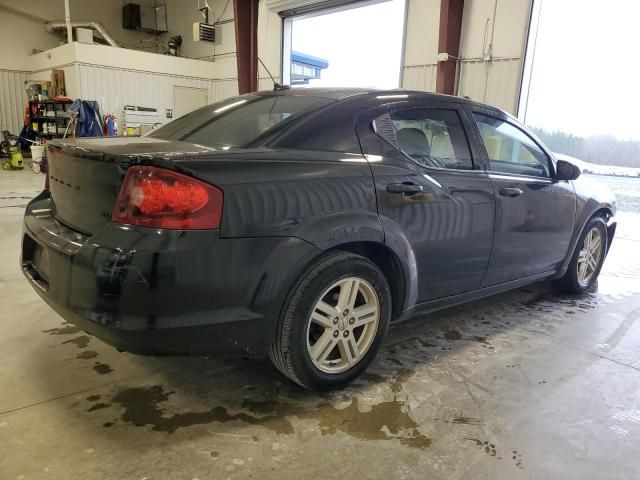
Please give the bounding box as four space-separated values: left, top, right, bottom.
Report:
436 0 464 95
233 0 259 94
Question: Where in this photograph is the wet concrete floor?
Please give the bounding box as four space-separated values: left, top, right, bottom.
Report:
2 169 640 479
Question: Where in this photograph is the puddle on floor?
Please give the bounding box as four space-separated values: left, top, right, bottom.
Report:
42 324 81 335
62 335 91 349
93 362 113 375
99 369 431 448
76 350 99 360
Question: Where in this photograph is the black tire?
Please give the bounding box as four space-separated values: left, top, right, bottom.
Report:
269 251 391 390
554 216 608 294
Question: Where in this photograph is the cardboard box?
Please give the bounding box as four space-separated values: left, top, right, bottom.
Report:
51 70 65 97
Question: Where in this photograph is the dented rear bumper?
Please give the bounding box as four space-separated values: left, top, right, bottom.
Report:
21 191 320 357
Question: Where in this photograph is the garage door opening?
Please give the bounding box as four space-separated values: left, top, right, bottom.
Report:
282 0 406 89
518 0 640 177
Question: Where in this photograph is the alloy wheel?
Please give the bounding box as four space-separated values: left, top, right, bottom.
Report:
577 227 604 287
306 277 380 374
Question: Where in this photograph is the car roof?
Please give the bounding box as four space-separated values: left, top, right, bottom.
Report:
254 87 372 100
254 87 504 114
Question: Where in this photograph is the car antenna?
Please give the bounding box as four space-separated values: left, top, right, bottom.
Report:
258 56 290 91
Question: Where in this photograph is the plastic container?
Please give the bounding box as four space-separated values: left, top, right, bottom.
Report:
30 144 45 162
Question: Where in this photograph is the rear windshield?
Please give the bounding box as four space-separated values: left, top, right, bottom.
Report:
148 94 333 149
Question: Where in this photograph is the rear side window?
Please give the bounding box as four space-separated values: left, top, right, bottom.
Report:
149 95 333 149
375 109 473 170
473 113 550 177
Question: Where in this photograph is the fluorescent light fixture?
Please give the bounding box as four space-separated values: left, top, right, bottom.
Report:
214 99 248 113
376 94 409 100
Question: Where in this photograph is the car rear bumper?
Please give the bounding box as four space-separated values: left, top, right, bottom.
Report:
21 192 320 357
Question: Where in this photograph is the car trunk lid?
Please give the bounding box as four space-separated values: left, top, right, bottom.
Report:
47 137 216 235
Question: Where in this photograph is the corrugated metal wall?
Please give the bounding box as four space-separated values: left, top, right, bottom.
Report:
75 64 238 119
0 70 28 134
401 64 438 92
0 64 239 134
457 58 523 113
401 0 532 114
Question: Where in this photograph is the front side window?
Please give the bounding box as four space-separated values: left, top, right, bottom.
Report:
376 109 473 170
474 113 550 177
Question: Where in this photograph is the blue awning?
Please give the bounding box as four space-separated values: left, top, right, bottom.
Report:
291 51 329 69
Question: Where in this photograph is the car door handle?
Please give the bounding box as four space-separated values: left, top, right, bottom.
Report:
499 187 523 197
386 183 424 195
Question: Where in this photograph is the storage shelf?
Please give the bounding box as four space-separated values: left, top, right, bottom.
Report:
29 99 72 105
29 99 73 138
32 116 70 121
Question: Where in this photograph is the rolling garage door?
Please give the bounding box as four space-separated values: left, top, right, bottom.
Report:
266 0 384 17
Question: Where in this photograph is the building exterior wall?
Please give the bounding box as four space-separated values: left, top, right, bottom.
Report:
72 64 238 122
18 43 239 129
401 0 533 114
0 70 28 134
400 0 441 92
258 0 284 90
457 0 532 113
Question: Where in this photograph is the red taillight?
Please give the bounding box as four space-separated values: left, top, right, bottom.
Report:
111 166 223 229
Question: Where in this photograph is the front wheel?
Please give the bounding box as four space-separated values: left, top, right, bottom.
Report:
554 216 608 293
269 251 391 390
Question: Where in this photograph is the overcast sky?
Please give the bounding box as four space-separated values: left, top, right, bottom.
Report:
524 0 640 140
290 0 405 89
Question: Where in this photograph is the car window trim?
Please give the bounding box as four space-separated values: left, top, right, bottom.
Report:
372 105 479 173
470 110 554 179
487 172 554 184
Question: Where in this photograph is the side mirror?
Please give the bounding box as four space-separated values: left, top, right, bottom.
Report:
555 159 581 181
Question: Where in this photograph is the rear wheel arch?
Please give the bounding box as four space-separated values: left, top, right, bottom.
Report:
325 241 406 319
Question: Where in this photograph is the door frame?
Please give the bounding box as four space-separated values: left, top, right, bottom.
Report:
355 98 490 174
172 85 209 119
280 0 409 87
356 97 497 303
462 104 560 180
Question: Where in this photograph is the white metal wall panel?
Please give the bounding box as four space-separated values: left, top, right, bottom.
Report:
211 78 239 103
400 0 531 114
258 0 283 85
401 64 437 92
75 64 238 123
402 0 440 67
457 58 523 114
0 70 27 134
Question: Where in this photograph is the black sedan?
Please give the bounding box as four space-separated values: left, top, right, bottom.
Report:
21 88 617 389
